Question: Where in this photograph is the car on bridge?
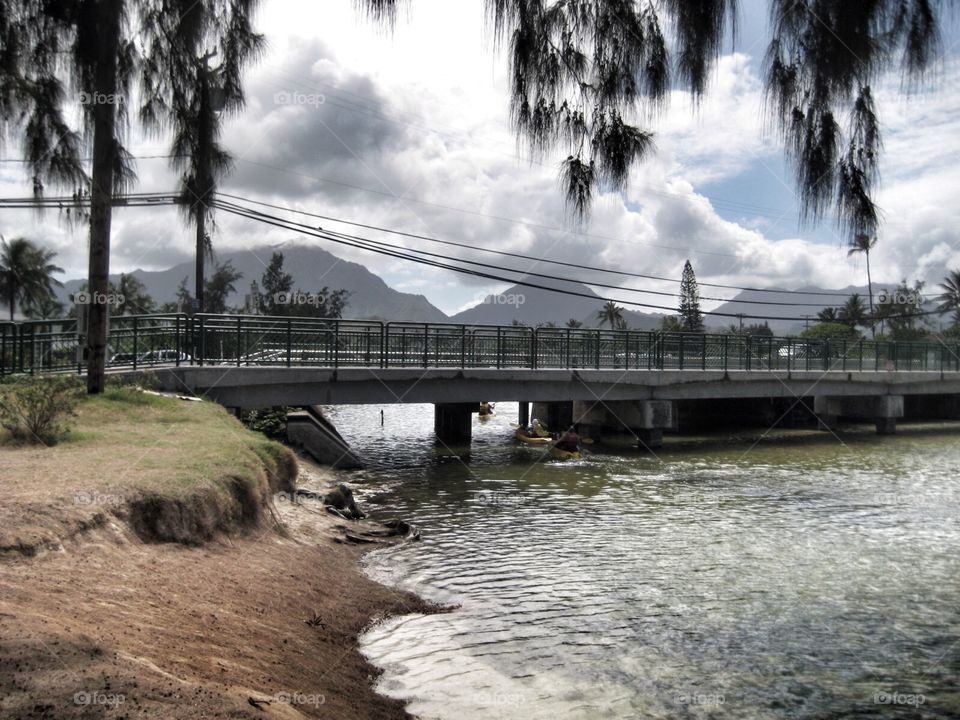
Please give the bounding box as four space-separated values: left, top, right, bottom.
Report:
138 349 192 365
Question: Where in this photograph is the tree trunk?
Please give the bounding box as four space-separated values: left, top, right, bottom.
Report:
194 58 213 314
195 209 205 313
85 0 122 395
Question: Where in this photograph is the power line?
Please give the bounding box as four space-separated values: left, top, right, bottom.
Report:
216 191 854 299
214 196 831 308
214 199 882 322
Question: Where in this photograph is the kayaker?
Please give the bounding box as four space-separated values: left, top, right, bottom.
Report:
555 428 580 452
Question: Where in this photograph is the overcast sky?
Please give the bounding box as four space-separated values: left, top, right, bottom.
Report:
2 0 959 314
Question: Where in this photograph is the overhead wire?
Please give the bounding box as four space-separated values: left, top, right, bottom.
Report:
214 196 830 308
216 198 933 322
216 192 854 298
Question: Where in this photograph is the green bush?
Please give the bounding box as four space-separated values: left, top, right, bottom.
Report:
244 406 291 440
0 375 84 445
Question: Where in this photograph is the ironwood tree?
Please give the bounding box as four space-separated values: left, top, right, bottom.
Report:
678 259 704 332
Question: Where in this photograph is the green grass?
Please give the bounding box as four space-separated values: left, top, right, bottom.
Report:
0 387 297 544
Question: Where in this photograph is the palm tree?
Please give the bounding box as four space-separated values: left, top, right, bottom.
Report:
596 301 626 330
565 318 583 328
23 294 66 321
936 270 960 327
848 233 878 334
113 274 156 316
838 294 868 330
0 237 64 321
817 307 840 323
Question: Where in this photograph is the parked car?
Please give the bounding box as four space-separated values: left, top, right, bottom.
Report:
108 352 139 365
139 349 191 364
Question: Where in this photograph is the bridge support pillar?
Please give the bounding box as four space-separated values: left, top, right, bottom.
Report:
434 403 473 444
531 401 573 432
815 395 903 435
518 401 530 429
572 400 674 448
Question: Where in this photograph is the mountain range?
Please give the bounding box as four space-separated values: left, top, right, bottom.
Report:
54 242 876 333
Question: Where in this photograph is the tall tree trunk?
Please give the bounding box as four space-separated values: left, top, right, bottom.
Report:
194 59 213 314
195 210 205 312
85 0 122 394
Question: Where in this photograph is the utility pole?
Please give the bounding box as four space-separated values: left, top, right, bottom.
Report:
738 314 744 334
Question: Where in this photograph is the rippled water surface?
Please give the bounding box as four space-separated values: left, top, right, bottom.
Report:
323 403 960 719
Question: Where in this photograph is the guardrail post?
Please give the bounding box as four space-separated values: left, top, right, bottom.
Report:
236 316 242 367
679 334 685 370
380 324 387 368
131 316 139 370
595 329 601 370
334 321 340 369
702 334 707 370
565 328 571 369
531 328 537 369
286 319 292 367
496 327 502 369
423 323 429 368
723 335 728 372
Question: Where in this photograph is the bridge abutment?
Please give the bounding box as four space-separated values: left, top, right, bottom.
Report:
434 403 474 444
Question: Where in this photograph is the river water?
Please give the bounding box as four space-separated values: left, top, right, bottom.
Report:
322 403 960 719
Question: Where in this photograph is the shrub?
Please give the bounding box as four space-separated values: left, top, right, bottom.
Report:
0 375 84 444
244 407 291 440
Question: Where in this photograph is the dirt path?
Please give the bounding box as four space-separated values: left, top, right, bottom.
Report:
0 471 435 719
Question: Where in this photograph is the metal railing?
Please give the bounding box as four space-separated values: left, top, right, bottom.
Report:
2 313 958 376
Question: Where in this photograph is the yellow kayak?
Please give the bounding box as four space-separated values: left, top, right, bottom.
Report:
550 446 582 460
516 428 553 445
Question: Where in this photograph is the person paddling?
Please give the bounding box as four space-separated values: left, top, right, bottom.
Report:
555 428 580 452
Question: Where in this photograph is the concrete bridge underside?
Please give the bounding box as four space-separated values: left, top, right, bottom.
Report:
141 366 960 447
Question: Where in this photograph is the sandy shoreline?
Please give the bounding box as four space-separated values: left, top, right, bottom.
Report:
0 454 437 719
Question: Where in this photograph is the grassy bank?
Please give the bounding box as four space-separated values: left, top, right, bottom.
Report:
0 388 434 719
0 385 296 554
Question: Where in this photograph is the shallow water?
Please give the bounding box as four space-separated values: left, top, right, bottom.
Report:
324 403 960 719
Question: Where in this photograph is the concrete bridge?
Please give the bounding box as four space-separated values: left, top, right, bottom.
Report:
3 313 959 447
146 365 960 447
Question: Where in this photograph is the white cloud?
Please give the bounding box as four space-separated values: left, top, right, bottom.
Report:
1 0 958 320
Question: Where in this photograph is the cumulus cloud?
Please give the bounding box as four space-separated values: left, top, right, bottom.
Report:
1 0 958 320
